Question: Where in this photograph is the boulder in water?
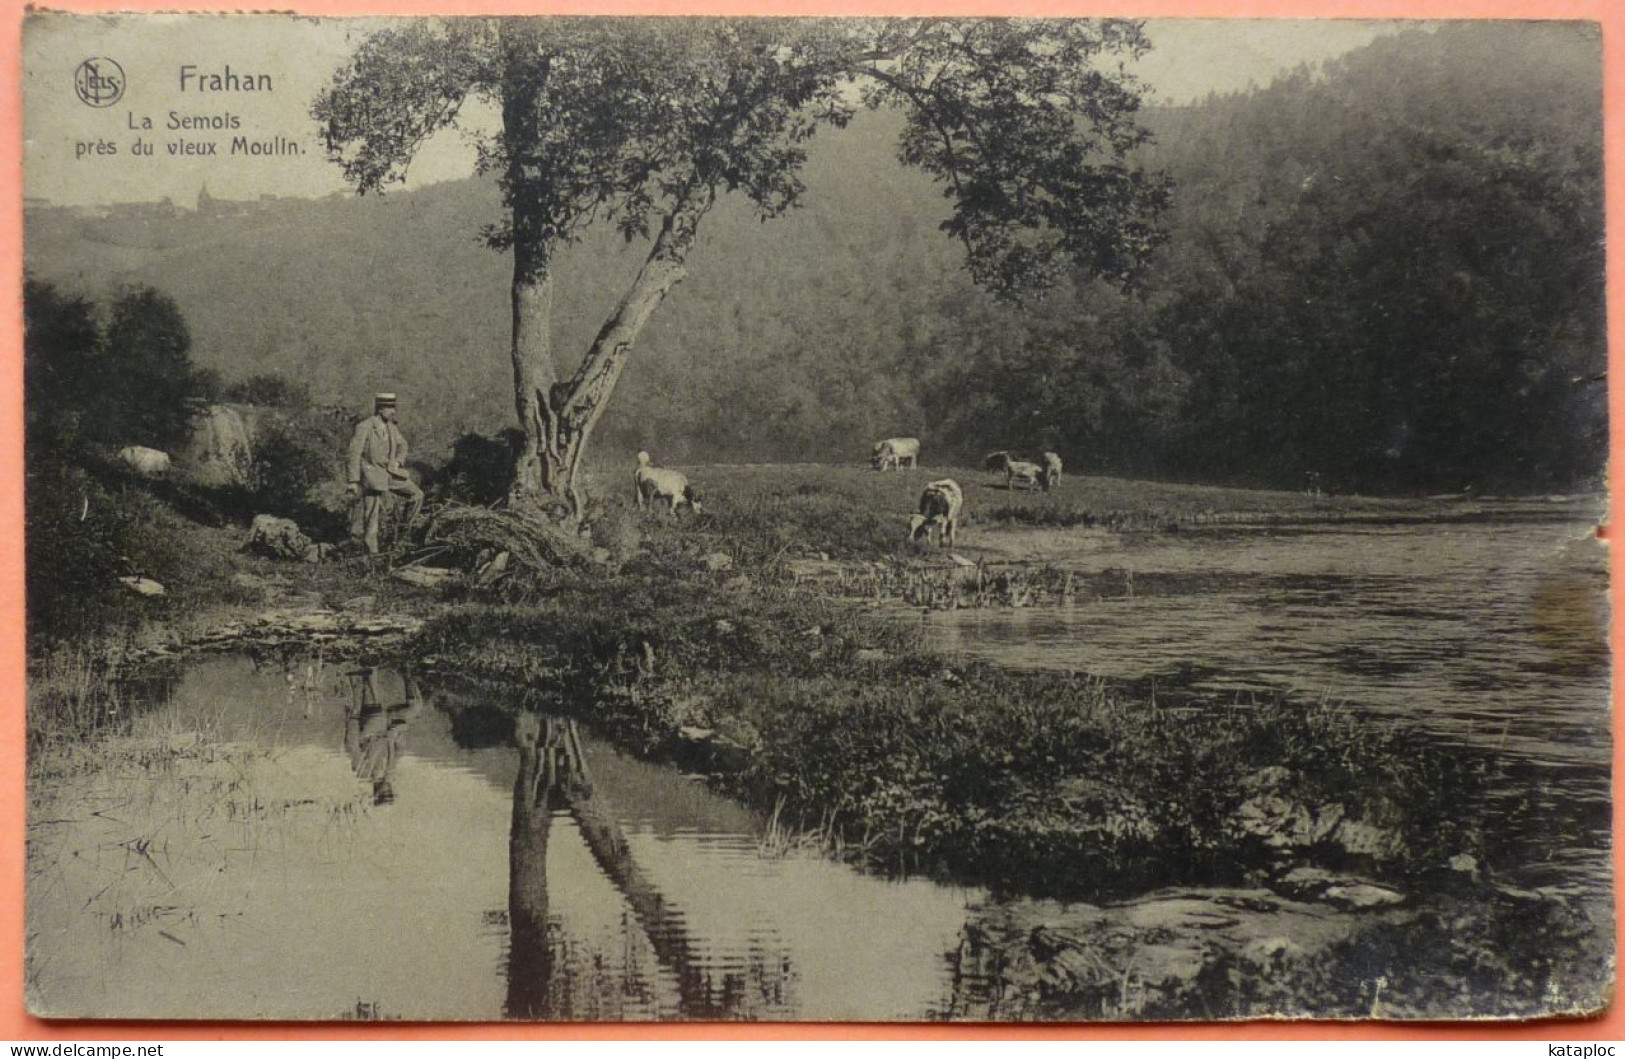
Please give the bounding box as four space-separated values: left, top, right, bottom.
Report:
1272 867 1406 909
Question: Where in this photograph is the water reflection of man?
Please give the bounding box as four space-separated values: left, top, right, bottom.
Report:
345 667 423 806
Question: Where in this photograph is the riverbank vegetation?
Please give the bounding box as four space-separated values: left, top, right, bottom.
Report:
409 514 1490 898
24 280 369 648
26 695 406 1020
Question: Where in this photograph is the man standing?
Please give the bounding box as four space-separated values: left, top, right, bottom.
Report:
347 392 424 555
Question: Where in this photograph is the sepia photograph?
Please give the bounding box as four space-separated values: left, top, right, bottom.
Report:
19 12 1612 1023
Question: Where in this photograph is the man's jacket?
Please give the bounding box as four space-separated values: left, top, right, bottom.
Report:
347 415 409 491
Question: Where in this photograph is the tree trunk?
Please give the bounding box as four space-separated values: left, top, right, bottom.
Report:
500 26 573 519
497 24 718 522
545 184 717 515
509 251 565 509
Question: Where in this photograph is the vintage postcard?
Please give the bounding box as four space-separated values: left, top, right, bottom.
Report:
20 11 1612 1023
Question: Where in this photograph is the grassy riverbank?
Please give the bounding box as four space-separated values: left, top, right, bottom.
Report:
414 544 1491 900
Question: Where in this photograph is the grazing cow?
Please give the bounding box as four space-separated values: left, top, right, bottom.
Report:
909 478 964 548
984 451 1011 475
1005 460 1042 490
1039 452 1063 492
634 452 701 516
871 437 920 471
118 446 171 477
990 452 1042 490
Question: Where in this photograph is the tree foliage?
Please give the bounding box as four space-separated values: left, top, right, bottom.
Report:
102 287 202 450
23 278 101 460
861 20 1166 297
24 280 205 457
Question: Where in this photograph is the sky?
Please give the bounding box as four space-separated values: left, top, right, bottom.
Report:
22 14 1403 207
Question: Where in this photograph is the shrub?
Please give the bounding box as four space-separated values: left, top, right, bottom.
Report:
248 418 333 516
438 429 525 506
23 460 244 646
24 279 101 462
25 467 131 645
24 281 222 644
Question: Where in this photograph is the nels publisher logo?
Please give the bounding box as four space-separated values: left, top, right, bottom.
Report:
73 57 125 107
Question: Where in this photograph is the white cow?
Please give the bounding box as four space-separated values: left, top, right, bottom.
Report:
118 446 171 477
1039 452 1063 492
871 437 920 471
634 452 702 516
909 478 964 548
991 452 1042 490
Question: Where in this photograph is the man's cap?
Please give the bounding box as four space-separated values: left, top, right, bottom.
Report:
374 392 398 408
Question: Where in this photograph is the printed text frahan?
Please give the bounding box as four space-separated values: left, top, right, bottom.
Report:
178 64 272 92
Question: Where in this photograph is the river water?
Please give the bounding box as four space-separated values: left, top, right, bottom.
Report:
31 657 984 1021
925 505 1613 898
930 510 1610 767
27 503 1612 1021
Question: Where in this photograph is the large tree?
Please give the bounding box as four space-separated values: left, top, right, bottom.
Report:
315 17 1168 519
23 278 101 460
24 280 203 456
101 287 203 450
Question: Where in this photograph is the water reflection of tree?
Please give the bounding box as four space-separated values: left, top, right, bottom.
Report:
506 712 791 1020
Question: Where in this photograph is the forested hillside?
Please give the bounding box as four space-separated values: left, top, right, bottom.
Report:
24 21 1604 492
1147 21 1604 491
